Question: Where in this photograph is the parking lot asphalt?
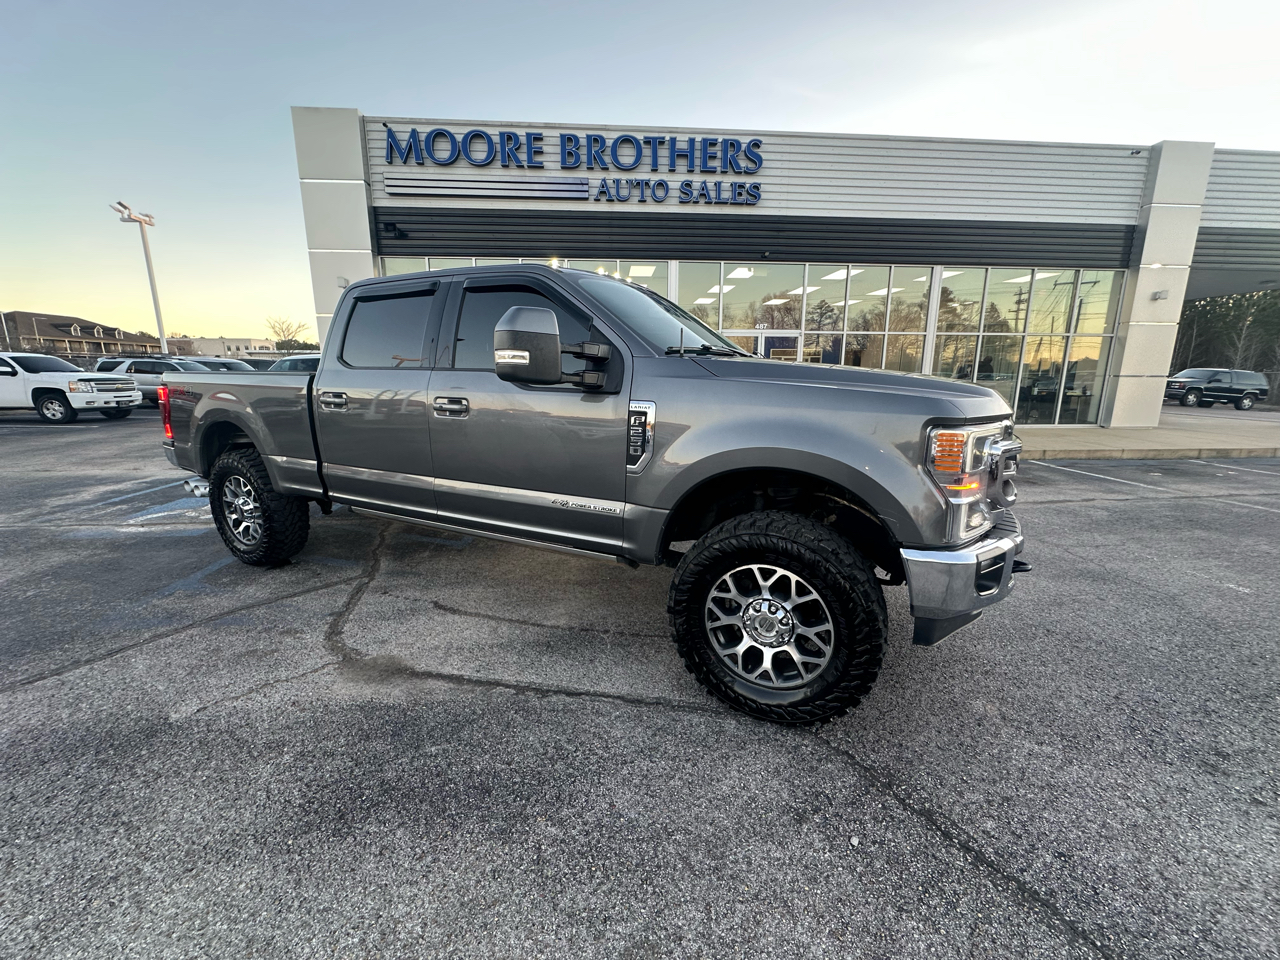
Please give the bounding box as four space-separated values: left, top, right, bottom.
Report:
2 408 1277 959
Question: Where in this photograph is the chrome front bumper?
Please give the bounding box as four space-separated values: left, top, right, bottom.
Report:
901 511 1024 645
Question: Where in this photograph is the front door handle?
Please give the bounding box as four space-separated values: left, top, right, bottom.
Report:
433 397 469 418
319 390 348 410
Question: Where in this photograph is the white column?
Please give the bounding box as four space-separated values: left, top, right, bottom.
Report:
291 107 376 343
1100 140 1214 427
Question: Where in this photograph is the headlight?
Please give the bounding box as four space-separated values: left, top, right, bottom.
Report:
68 380 96 393
926 423 1008 543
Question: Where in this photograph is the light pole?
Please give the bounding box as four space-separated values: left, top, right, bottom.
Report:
110 201 168 353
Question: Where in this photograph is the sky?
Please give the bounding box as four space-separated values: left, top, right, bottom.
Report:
2 0 1277 341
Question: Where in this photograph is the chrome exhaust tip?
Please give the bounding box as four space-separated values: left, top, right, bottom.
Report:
183 478 211 498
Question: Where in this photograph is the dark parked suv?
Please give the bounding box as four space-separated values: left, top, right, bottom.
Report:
1165 368 1270 410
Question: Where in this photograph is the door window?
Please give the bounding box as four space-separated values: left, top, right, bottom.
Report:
342 290 436 368
453 286 591 373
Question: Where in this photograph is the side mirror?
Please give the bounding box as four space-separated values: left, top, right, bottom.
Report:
0 366 16 377
494 305 564 385
494 306 611 389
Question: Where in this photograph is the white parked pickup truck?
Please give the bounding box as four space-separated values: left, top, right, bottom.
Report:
0 352 143 423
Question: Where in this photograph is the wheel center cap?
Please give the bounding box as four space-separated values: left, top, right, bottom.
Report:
743 599 794 647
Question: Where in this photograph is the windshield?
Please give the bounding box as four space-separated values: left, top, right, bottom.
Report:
172 360 211 371
576 277 748 355
10 355 81 373
1173 368 1220 379
219 360 254 370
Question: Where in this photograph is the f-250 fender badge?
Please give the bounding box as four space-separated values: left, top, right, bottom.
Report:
627 401 656 474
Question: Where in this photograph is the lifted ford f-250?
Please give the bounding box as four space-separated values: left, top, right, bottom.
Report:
159 264 1026 723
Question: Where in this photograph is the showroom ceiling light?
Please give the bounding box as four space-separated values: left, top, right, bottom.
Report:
867 287 903 296
726 267 755 279
694 297 717 304
763 298 790 305
627 265 656 277
708 285 735 293
787 287 820 295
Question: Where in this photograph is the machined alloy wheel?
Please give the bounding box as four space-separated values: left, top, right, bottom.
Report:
669 510 887 725
221 475 264 546
1181 389 1201 407
705 564 835 689
1236 394 1255 410
208 447 309 566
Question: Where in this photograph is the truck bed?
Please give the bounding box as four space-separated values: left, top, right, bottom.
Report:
164 371 323 497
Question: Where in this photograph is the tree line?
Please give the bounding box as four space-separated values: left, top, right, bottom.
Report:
1172 290 1280 398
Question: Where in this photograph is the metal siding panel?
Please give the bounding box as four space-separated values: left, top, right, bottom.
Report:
1192 227 1280 267
372 207 1134 269
1202 149 1280 228
364 117 1150 224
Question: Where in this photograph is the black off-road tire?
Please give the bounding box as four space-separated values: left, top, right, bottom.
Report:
669 511 887 725
1235 394 1256 411
209 448 309 566
35 392 78 424
1180 389 1201 407
99 408 133 420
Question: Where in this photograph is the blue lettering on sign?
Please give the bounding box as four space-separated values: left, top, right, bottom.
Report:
499 131 523 168
586 134 608 170
381 127 765 204
526 132 544 168
386 127 423 164
560 133 582 168
610 134 643 171
461 130 496 165
423 128 459 164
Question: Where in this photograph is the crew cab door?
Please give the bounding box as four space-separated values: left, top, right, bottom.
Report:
312 280 443 519
0 357 23 408
425 276 628 554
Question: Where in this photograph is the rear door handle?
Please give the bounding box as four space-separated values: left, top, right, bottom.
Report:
433 397 469 418
319 390 348 410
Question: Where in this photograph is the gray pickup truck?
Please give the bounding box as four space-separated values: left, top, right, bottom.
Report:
160 264 1025 723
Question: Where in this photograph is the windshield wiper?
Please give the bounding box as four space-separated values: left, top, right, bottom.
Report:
665 344 747 357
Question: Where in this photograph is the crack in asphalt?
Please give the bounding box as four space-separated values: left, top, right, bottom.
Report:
427 599 669 641
0 574 365 694
324 523 389 660
185 661 341 717
7 511 1132 956
811 732 1121 960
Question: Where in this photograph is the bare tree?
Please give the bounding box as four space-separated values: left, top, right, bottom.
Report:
1225 312 1254 369
265 316 307 344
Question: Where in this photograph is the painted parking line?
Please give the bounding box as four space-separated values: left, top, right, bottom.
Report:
1218 499 1280 515
87 479 186 509
1025 460 1171 490
1187 460 1280 477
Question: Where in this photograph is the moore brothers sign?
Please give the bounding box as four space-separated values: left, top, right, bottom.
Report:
382 126 765 205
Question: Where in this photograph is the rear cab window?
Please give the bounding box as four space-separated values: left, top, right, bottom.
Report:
341 288 438 368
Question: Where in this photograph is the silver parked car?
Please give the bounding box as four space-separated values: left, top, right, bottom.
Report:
267 354 321 372
117 358 211 401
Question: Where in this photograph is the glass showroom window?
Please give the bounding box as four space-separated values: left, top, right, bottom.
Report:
722 263 804 332
677 262 723 329
1058 337 1112 424
1027 269 1078 334
984 268 1033 332
620 261 669 297
382 257 426 276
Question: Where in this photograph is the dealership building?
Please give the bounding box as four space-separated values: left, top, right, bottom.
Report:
290 107 1279 427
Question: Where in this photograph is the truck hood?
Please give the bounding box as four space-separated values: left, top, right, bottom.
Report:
693 356 1012 420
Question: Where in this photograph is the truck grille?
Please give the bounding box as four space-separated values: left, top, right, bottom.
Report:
94 380 136 392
